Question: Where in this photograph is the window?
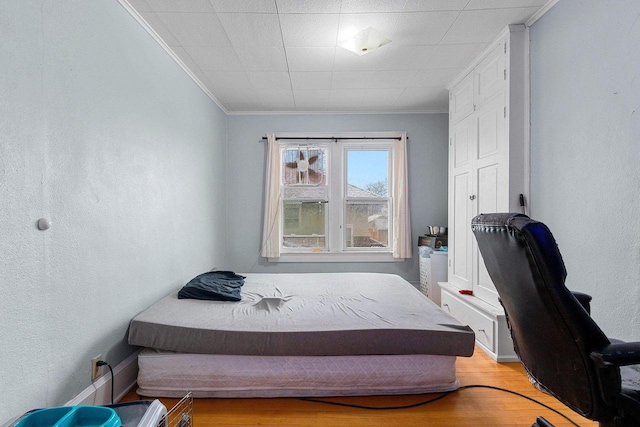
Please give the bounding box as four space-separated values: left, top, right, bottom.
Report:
345 150 390 249
261 132 411 262
281 146 328 250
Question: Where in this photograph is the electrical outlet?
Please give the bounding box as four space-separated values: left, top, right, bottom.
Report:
91 354 102 381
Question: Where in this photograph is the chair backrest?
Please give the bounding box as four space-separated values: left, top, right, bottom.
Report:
471 213 616 420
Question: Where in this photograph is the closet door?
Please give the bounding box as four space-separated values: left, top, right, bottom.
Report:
448 114 475 290
471 95 507 307
450 72 474 124
473 40 506 108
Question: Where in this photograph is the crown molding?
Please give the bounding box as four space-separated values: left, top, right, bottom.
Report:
526 0 560 27
227 109 447 116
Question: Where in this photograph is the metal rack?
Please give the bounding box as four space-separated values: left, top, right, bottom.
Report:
159 392 193 427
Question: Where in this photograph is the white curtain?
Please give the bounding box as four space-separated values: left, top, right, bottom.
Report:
261 134 281 258
392 132 412 258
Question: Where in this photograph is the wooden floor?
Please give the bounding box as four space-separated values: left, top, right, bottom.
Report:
122 347 597 426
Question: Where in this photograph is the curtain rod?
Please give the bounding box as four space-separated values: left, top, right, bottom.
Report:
261 136 403 142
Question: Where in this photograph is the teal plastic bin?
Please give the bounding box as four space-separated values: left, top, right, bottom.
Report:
14 406 121 427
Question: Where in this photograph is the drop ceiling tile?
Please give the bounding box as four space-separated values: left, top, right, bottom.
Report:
293 90 331 109
246 71 292 90
374 45 437 71
126 0 544 113
341 0 408 13
294 104 330 112
337 13 399 43
393 11 460 45
209 0 277 13
276 0 341 13
403 0 468 12
286 47 336 71
184 45 243 70
329 88 367 104
145 0 213 12
203 70 253 90
331 71 375 89
128 0 153 12
290 72 333 90
333 46 385 71
214 88 260 104
218 13 283 47
279 14 340 47
235 45 288 71
157 12 231 46
408 68 460 87
397 86 449 111
361 88 405 106
368 70 418 88
139 12 180 46
440 9 518 44
465 0 544 9
428 43 487 68
228 100 266 111
257 89 296 109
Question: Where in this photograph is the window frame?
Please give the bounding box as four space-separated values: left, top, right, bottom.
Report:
272 132 402 263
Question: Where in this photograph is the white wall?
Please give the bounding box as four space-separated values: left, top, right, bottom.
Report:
0 0 227 421
529 0 640 341
225 114 449 282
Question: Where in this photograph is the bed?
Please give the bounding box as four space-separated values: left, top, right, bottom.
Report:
128 272 475 398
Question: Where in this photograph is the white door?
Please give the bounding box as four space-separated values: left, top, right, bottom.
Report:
448 114 474 290
471 94 507 307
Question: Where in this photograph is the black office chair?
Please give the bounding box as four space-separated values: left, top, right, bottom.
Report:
471 213 640 427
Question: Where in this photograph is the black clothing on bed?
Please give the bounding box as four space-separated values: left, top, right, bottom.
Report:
178 271 246 301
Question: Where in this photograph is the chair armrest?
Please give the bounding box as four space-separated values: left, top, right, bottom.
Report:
591 342 640 367
571 291 592 314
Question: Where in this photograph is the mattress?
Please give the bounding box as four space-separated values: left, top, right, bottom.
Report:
136 348 460 398
128 273 474 357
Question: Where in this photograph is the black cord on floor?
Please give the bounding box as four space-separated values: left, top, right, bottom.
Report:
96 361 114 405
296 384 580 427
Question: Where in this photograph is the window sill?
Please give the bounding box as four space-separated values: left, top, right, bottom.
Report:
268 252 403 263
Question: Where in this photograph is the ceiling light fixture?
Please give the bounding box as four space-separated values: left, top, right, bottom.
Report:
338 27 391 56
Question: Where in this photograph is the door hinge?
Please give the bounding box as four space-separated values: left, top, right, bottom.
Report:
504 69 507 80
504 42 507 54
504 106 507 118
449 137 452 146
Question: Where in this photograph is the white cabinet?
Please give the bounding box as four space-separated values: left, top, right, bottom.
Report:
449 72 474 124
419 252 447 306
473 40 506 107
442 25 528 362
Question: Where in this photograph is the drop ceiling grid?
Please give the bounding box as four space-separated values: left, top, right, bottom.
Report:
124 0 548 113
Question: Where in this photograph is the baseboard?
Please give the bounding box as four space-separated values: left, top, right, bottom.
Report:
65 349 141 406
